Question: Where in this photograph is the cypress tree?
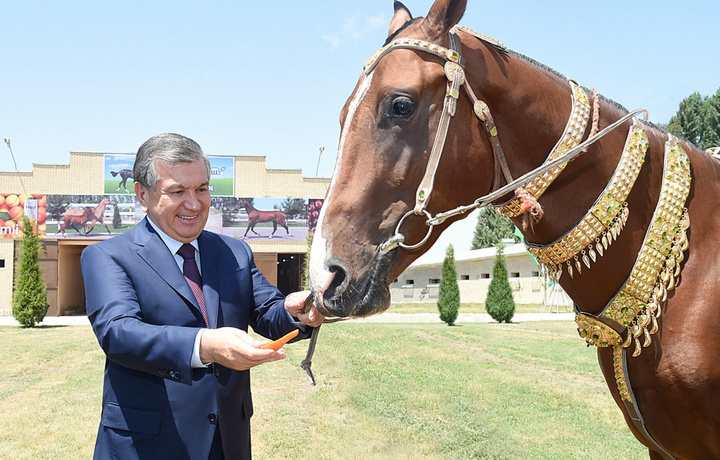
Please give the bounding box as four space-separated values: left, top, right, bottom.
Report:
485 243 515 323
438 244 460 326
112 204 122 229
12 216 48 327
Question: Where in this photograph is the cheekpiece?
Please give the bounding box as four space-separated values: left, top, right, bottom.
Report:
496 81 592 218
526 122 648 279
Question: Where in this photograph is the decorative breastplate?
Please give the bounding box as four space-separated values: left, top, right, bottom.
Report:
525 121 649 279
575 136 692 400
496 80 591 218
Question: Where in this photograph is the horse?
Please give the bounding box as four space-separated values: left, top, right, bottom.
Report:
308 1 720 458
236 199 289 239
110 169 134 192
84 197 116 235
57 206 95 236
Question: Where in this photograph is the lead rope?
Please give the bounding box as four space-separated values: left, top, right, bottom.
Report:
300 293 347 385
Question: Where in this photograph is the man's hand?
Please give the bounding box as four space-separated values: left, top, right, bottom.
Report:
285 290 324 327
199 328 285 371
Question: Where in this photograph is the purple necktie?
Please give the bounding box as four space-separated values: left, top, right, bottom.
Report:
177 243 208 327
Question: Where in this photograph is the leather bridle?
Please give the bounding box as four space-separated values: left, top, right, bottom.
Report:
370 26 647 255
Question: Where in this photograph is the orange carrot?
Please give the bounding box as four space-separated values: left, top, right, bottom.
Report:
259 329 299 350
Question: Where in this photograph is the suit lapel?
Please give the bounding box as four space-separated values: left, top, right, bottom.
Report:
135 219 199 315
198 233 220 329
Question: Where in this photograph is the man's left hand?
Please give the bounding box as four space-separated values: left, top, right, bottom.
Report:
285 290 324 327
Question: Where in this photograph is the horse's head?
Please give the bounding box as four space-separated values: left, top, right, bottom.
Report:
236 199 248 209
309 0 501 317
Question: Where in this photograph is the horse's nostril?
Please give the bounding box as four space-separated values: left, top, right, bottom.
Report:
326 263 347 297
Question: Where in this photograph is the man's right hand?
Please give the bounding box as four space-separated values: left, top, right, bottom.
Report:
199 327 285 371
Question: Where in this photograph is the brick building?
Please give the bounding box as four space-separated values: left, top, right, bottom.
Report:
0 152 329 317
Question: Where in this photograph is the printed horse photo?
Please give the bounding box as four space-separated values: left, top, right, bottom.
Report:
308 0 720 458
236 199 290 239
110 169 134 192
57 197 116 236
57 207 95 236
84 197 116 235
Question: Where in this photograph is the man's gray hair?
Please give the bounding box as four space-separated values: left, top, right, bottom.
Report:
133 133 211 190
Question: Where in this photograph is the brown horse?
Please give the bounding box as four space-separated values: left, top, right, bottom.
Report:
84 197 116 235
236 199 289 239
308 1 720 458
57 207 95 236
58 198 116 236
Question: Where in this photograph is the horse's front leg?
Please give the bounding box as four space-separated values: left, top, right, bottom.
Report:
269 221 278 238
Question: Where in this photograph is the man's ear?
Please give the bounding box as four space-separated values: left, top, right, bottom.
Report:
134 181 150 213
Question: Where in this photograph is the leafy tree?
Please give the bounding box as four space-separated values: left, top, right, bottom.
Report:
112 204 122 229
12 216 48 327
485 243 515 323
471 207 519 249
437 244 460 326
666 88 720 150
280 198 307 219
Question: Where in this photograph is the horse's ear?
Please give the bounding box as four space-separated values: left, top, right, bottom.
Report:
421 0 467 41
387 1 413 38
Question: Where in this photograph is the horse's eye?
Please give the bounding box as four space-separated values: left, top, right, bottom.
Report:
392 97 415 118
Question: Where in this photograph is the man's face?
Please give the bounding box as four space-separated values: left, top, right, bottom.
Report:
135 159 211 243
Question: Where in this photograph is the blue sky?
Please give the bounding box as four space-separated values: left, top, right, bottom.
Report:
2 0 718 257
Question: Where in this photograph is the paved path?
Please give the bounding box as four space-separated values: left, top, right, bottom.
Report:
0 312 574 327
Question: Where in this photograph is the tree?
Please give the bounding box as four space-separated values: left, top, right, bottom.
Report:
12 216 48 327
280 198 307 220
471 207 519 250
437 244 460 326
485 243 515 323
666 88 720 151
112 204 122 229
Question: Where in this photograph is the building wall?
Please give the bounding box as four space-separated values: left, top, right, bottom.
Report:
0 152 331 315
390 246 571 306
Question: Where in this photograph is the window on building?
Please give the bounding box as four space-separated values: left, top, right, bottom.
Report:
405 279 414 285
428 278 441 285
510 272 520 278
532 271 539 278
460 275 470 280
392 279 399 283
481 273 490 279
0 259 5 269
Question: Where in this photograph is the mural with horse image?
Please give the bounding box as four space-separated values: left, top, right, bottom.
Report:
221 197 310 241
103 154 236 196
308 0 720 457
46 195 138 238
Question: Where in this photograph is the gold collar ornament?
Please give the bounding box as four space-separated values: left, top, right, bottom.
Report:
496 80 591 218
576 135 691 401
526 120 648 279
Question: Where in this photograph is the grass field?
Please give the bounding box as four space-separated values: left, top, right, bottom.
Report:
388 302 558 314
0 322 646 459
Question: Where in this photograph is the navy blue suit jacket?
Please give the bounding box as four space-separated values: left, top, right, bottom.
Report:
81 218 304 459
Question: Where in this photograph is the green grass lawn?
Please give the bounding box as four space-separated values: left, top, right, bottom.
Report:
0 322 645 459
388 302 563 314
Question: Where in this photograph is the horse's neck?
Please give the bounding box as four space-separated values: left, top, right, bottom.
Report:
527 104 666 313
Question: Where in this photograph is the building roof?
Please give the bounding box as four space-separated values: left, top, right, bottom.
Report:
409 243 532 268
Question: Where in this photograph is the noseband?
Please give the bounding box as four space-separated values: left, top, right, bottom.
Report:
372 26 646 254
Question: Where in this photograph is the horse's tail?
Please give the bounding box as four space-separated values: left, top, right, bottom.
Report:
110 170 119 177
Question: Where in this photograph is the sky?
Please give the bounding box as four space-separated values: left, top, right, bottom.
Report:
2 0 718 259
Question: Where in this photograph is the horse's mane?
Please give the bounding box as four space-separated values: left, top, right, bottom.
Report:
508 49 670 136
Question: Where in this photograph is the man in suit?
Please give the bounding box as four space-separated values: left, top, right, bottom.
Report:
81 133 323 459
